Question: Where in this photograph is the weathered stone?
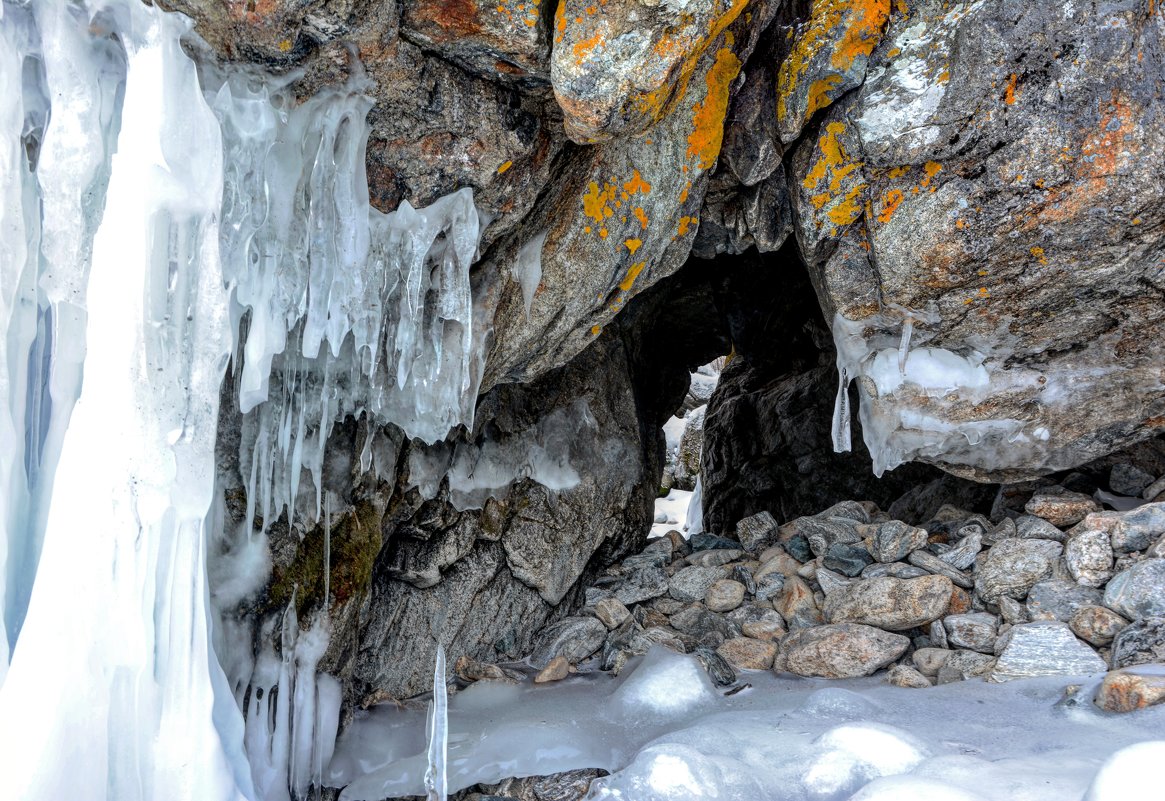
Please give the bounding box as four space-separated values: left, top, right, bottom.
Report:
974 538 1063 602
908 549 973 589
1109 464 1156 498
785 535 814 564
705 579 746 613
686 548 745 568
529 617 607 669
939 531 982 571
1104 559 1165 620
454 656 517 684
1110 618 1165 670
736 511 779 554
1025 580 1104 623
1094 666 1165 713
776 575 824 630
998 596 1028 626
990 622 1106 682
669 565 732 603
824 575 953 631
1144 475 1165 502
1111 503 1165 554
862 520 928 564
800 515 864 558
822 542 874 577
1025 489 1100 528
593 597 631 630
614 567 671 606
861 562 928 580
815 567 854 598
754 572 787 603
936 651 996 685
1064 526 1115 588
717 637 777 671
534 656 571 683
926 619 947 649
888 664 933 689
944 613 999 654
1069 605 1129 648
673 405 706 491
739 607 787 642
694 646 737 687
1014 515 1066 543
779 623 909 679
911 648 951 678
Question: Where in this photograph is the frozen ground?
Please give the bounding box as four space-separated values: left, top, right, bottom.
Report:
651 489 694 538
327 648 1163 801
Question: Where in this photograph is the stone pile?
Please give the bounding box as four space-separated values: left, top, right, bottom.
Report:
521 475 1165 713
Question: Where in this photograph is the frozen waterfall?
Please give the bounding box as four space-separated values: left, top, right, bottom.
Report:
0 2 485 799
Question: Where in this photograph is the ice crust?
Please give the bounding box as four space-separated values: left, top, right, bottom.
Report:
330 647 1165 801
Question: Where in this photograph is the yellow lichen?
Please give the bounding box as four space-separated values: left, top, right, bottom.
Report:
686 46 743 169
623 169 652 195
624 238 643 255
497 160 513 174
801 121 867 231
619 261 646 291
633 207 649 229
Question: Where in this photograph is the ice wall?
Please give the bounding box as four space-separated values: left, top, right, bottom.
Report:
0 2 251 799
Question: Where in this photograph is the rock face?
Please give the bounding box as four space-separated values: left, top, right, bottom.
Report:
789 0 1165 481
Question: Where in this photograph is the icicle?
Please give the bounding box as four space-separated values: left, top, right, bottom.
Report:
832 366 852 452
898 316 914 374
424 644 448 801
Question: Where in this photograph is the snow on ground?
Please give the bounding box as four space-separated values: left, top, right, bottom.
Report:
651 489 693 538
327 648 1164 801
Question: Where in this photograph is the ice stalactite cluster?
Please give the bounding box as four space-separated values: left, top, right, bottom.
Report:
0 2 492 799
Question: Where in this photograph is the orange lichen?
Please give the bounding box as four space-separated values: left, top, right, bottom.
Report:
680 181 692 203
685 46 743 169
633 207 649 229
677 216 697 235
591 324 602 335
624 238 643 255
920 161 942 187
598 227 609 239
623 169 652 195
582 180 617 223
497 160 513 174
1003 73 1018 105
876 188 905 223
888 165 910 178
573 30 604 63
801 121 867 231
619 261 646 291
1030 245 1048 265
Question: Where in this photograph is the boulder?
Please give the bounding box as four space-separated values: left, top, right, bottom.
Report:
779 623 909 679
990 622 1106 682
974 539 1062 602
824 575 953 631
1104 559 1165 620
1110 618 1165 670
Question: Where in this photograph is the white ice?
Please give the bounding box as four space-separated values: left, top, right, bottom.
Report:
329 648 1165 801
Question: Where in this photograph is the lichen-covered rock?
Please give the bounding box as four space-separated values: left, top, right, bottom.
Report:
790 0 1165 481
990 622 1106 682
776 0 890 143
779 623 909 678
974 538 1062 603
823 574 952 631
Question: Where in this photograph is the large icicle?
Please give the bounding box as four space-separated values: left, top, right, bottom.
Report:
0 2 251 799
425 644 449 801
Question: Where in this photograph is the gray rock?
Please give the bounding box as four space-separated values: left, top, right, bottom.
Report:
1025 489 1099 528
824 575 953 631
717 637 777 671
694 646 737 687
737 607 787 642
685 549 745 568
1069 605 1129 648
861 562 928 580
1064 526 1114 588
1151 534 1165 560
908 549 974 589
735 511 779 554
614 567 671 606
1110 618 1165 669
1111 504 1165 554
779 624 910 679
1014 515 1066 543
944 613 999 654
983 517 1017 547
529 617 608 669
990 622 1107 682
929 619 949 649
1110 464 1156 498
1104 559 1165 620
912 648 952 677
815 567 854 598
974 538 1063 602
888 665 933 689
705 579 746 613
775 575 824 630
940 531 983 571
593 598 632 630
823 542 874 577
1025 580 1104 623
937 651 997 685
1144 476 1165 502
585 587 615 607
799 515 864 558
669 565 732 603
754 572 786 603
863 520 929 563
998 596 1028 625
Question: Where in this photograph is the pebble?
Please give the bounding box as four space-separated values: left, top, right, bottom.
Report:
1103 559 1165 620
784 535 814 563
888 664 933 688
1064 525 1114 587
534 656 570 683
1143 475 1165 501
861 520 928 563
1025 488 1099 527
944 612 999 653
998 596 1028 625
974 538 1062 602
815 566 853 597
739 607 787 641
929 619 948 649
754 571 786 602
716 637 777 670
735 511 779 553
593 597 631 629
779 623 910 679
823 542 874 577
1094 666 1165 713
911 648 951 677
990 621 1106 681
824 575 953 631
1110 617 1165 669
668 565 731 603
1025 579 1104 622
705 579 746 613
1069 605 1128 647
908 549 974 589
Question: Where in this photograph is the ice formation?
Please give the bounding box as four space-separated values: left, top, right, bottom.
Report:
0 2 490 799
424 644 449 801
329 647 1164 800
